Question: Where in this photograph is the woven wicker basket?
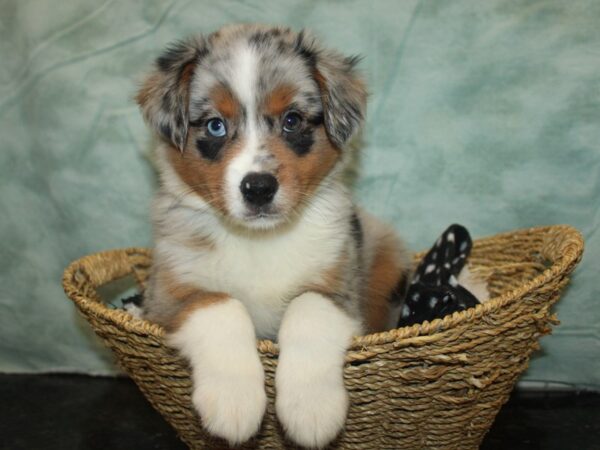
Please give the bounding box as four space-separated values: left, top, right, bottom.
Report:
62 225 583 450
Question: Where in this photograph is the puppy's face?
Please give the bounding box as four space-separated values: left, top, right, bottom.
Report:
137 25 366 229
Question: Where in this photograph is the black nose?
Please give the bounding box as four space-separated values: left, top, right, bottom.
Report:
240 173 278 207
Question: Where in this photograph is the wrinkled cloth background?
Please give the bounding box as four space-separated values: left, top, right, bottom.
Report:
1 0 598 388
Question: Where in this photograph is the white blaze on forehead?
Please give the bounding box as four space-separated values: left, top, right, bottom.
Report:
224 43 271 219
229 42 258 110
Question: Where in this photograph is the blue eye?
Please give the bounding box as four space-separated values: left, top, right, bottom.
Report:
282 112 302 133
206 118 226 138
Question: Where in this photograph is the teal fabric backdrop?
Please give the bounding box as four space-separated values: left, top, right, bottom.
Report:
1 0 598 388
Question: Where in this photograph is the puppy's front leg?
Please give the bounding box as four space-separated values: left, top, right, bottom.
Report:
276 292 361 449
168 298 267 445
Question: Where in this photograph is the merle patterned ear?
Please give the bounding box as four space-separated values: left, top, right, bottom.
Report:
316 55 367 148
136 37 206 150
295 32 367 148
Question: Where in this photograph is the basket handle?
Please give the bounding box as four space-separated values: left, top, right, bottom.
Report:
540 225 584 276
62 248 151 304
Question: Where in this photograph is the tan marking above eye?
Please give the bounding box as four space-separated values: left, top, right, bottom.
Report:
209 84 240 119
264 84 298 117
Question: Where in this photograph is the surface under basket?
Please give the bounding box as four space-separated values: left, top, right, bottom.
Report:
62 225 583 450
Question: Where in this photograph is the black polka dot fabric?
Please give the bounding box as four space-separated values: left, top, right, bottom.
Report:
398 224 481 327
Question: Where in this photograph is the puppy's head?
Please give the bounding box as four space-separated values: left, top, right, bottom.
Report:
137 25 366 229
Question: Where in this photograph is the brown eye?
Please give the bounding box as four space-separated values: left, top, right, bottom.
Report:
282 112 302 133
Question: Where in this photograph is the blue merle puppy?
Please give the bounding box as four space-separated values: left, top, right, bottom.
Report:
132 24 487 448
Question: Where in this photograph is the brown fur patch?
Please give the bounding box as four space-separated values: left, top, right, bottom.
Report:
180 60 196 85
365 239 407 332
165 84 243 212
135 73 162 108
313 69 327 94
167 136 244 215
156 268 228 332
303 251 348 297
210 84 240 119
166 295 228 332
267 126 340 209
263 84 298 116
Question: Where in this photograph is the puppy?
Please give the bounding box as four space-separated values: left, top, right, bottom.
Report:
135 24 411 448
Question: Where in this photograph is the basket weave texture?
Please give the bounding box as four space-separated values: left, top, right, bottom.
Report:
62 225 583 450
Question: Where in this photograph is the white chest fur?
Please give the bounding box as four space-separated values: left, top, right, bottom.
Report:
154 178 352 340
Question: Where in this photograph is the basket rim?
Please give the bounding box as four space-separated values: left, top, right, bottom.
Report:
62 224 584 354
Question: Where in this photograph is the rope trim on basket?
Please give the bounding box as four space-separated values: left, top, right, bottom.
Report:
62 225 583 356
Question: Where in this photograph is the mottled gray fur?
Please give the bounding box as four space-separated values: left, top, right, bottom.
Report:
138 24 367 152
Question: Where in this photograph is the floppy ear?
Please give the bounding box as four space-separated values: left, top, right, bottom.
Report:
315 54 367 148
295 32 367 148
136 36 206 150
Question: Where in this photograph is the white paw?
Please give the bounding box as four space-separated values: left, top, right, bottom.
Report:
276 372 348 449
193 368 267 445
167 299 268 445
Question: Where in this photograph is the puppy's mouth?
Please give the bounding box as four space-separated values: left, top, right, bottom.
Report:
241 206 286 228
